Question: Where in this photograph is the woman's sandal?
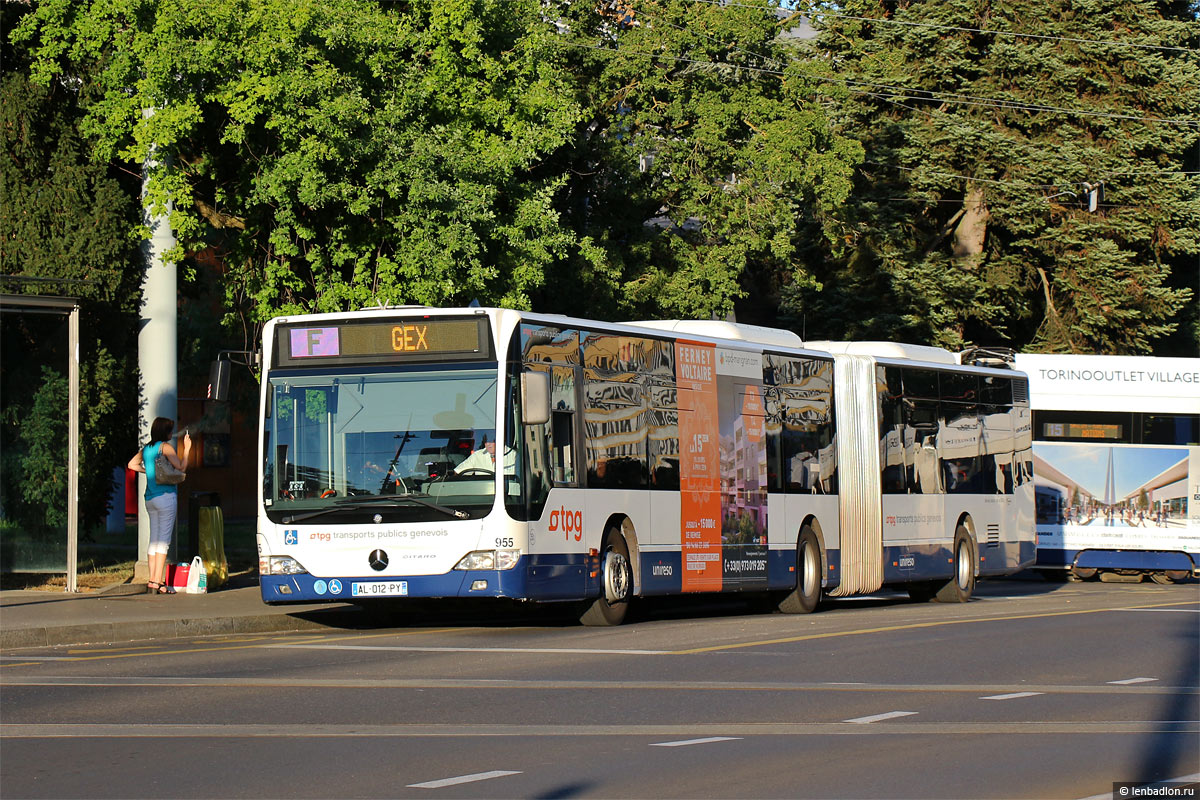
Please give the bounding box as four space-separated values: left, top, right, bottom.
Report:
146 581 162 594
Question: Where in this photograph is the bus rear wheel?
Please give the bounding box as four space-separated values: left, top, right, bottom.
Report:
935 526 976 603
580 529 632 626
778 527 822 614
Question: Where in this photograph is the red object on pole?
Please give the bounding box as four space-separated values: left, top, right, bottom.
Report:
125 467 139 516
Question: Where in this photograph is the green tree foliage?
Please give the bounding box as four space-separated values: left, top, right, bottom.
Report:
13 0 589 330
800 0 1199 352
543 0 863 322
1 19 142 534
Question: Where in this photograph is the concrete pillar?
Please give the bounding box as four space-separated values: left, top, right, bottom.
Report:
135 154 177 582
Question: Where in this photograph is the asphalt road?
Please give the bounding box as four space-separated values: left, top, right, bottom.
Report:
2 578 1198 799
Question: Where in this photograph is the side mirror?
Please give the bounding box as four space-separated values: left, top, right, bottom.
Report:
208 359 231 402
521 371 550 426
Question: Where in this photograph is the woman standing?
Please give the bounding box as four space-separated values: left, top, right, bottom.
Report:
127 417 192 593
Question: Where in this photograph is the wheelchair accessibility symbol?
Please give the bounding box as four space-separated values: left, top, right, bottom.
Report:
328 579 343 594
284 530 298 546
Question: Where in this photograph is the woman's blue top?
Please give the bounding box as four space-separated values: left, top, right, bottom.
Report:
143 442 176 500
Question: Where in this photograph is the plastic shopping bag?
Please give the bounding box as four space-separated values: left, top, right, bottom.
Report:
185 555 207 594
198 506 228 589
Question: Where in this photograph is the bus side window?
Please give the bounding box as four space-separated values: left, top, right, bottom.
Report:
551 365 578 485
905 399 940 494
879 366 905 494
649 384 680 490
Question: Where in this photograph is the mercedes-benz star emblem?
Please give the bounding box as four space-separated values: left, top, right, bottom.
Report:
368 549 388 571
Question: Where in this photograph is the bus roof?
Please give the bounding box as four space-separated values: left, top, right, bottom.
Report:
1014 353 1200 414
625 319 805 350
803 340 959 365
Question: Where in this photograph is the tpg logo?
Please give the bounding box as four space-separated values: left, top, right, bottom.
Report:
548 506 583 541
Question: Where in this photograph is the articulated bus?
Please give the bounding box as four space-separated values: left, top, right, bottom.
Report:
256 307 1035 624
1014 353 1199 583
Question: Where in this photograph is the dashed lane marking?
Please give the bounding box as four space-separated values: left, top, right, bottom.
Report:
981 692 1045 700
844 711 918 724
651 737 742 747
408 770 521 789
1108 677 1159 685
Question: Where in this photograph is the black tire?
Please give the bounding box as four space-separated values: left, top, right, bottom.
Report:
935 526 976 603
778 527 822 614
580 529 633 626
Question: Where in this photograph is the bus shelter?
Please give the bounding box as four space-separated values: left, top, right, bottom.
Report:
0 293 81 592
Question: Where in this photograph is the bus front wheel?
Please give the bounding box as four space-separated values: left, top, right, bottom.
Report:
935 527 976 603
778 527 822 614
580 529 632 627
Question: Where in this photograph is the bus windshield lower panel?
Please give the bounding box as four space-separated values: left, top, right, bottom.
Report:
263 365 506 524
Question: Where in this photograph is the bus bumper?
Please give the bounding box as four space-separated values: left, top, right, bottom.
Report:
259 555 590 604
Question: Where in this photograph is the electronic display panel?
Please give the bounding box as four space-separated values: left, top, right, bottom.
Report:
1041 422 1123 441
273 317 492 367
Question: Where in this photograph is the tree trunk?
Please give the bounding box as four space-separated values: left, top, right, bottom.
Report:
952 182 990 260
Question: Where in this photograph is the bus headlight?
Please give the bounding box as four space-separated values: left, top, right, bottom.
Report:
259 555 309 576
454 549 521 571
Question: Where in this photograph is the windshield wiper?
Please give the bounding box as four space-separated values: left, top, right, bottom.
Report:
282 494 468 524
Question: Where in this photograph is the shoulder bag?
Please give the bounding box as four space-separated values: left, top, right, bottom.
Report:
154 451 187 485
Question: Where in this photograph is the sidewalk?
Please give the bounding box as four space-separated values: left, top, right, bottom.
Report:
0 577 367 650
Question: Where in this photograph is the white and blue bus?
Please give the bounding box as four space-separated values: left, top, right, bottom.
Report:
1015 353 1200 583
256 307 1035 624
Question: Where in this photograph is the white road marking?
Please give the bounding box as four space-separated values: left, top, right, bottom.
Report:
408 770 521 789
981 691 1045 700
651 736 742 747
1108 677 1158 685
844 711 918 724
267 643 672 656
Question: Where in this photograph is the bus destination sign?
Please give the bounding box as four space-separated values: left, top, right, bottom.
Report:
1042 421 1123 440
276 318 490 366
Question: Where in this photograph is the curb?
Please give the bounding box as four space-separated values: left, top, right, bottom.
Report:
0 612 350 651
0 606 369 652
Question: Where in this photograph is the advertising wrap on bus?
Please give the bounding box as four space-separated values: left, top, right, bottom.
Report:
1015 353 1200 579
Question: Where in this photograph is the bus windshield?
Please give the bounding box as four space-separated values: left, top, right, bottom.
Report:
262 366 506 523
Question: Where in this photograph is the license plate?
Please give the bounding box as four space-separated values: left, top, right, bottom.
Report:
352 581 408 597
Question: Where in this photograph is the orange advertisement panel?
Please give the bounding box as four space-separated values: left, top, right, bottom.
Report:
676 341 723 592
